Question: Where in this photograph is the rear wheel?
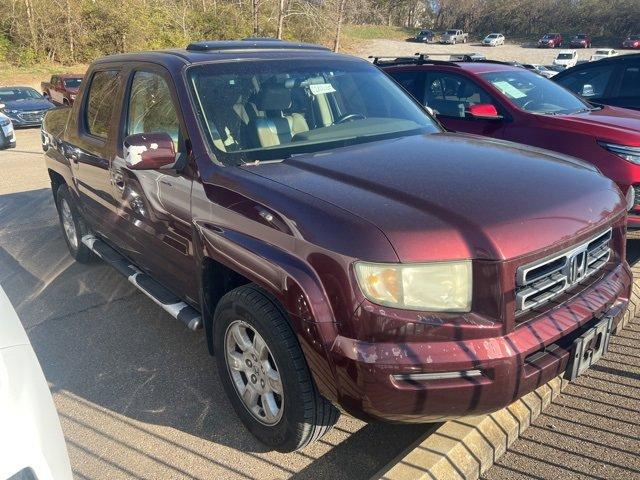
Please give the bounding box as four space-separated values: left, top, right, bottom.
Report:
214 284 339 452
55 185 92 263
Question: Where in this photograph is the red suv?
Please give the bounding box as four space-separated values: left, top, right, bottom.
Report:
570 33 591 48
41 41 631 451
382 57 640 228
538 33 563 48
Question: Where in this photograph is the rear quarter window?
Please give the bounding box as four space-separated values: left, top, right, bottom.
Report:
85 70 120 139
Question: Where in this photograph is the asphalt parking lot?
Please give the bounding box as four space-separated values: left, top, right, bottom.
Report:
0 128 433 478
1 128 639 480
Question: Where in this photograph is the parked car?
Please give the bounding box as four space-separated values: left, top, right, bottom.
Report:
553 50 579 69
415 29 437 43
0 87 55 127
538 33 563 48
441 29 468 44
570 33 592 48
0 285 73 480
0 112 16 149
482 33 505 47
622 35 640 49
42 38 632 452
554 53 640 111
590 49 618 61
41 74 83 105
523 63 557 78
382 57 640 227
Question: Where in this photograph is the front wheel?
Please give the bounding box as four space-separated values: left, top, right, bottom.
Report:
214 285 339 452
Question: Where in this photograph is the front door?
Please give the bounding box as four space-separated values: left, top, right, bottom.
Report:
109 66 198 304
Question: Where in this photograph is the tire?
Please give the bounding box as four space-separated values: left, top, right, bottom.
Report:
55 185 93 263
213 284 339 452
452 39 456 45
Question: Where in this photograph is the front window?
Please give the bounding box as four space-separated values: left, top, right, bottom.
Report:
629 35 640 40
0 87 43 102
574 34 587 39
487 34 499 39
555 65 614 98
188 59 439 164
557 53 574 60
63 78 82 89
446 30 457 35
481 70 591 114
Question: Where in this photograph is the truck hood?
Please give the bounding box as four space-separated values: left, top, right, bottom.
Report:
552 106 640 145
2 98 54 111
242 132 623 262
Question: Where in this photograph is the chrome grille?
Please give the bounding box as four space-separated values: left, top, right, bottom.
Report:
18 110 45 123
515 229 612 314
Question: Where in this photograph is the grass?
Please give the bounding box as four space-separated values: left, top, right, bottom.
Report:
342 24 417 42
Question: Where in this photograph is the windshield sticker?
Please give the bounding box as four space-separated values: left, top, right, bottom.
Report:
492 81 527 99
309 83 336 95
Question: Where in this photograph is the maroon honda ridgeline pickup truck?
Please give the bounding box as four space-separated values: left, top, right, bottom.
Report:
41 39 632 452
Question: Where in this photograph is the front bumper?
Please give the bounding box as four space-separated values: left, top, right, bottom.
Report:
328 262 631 422
3 112 46 127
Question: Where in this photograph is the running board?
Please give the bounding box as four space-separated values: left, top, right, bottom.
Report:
81 235 202 331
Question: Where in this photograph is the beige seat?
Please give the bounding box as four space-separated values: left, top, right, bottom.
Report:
250 85 309 147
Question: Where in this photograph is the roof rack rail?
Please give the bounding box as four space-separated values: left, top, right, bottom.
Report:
369 54 461 67
186 39 330 52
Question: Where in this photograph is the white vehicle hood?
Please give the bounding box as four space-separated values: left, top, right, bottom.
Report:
0 287 73 480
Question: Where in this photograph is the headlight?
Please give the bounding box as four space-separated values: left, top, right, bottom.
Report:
599 142 640 165
626 186 635 211
354 261 472 312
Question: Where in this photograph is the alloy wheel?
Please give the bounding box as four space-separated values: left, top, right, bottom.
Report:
60 198 78 249
224 320 284 425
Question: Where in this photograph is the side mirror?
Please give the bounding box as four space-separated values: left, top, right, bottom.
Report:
467 103 502 120
424 105 435 116
0 103 5 109
124 132 176 170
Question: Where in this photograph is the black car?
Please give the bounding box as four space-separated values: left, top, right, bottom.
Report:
0 86 55 127
553 53 640 111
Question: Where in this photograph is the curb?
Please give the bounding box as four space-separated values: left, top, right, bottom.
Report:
375 261 640 480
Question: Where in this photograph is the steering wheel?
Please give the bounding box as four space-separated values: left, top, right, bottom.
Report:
334 113 366 124
521 99 538 110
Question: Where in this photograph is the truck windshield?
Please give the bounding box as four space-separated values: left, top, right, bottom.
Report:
63 78 82 88
481 70 591 115
188 59 439 164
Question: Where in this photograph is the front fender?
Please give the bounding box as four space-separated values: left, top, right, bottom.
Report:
193 221 342 402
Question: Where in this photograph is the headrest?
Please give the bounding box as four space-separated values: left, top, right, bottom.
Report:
254 85 292 111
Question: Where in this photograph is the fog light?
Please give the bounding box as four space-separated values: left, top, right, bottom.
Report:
393 369 482 381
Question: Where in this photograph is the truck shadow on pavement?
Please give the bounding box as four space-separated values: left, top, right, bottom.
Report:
0 188 431 480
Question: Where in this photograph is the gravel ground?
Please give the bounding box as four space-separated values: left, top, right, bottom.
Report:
0 128 432 480
353 39 635 66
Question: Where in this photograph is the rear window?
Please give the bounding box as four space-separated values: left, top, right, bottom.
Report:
85 70 120 139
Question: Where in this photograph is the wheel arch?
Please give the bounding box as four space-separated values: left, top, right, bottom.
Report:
195 223 340 403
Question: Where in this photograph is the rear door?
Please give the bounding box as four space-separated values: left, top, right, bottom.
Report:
66 67 123 234
109 65 198 303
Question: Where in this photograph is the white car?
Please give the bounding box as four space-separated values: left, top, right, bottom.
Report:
0 286 73 480
482 33 505 46
0 112 16 149
590 49 618 61
524 64 558 78
553 50 579 69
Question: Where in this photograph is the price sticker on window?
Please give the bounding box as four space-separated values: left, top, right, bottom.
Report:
492 81 527 99
309 83 336 95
